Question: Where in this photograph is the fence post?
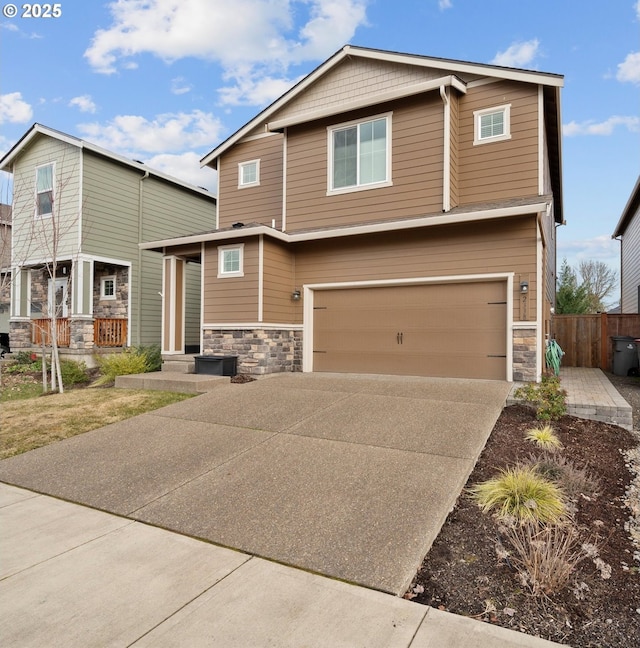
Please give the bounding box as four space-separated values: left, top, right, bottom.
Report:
600 312 608 371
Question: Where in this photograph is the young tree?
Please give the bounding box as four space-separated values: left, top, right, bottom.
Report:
556 259 590 314
578 260 617 313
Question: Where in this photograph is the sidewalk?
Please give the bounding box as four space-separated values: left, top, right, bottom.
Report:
0 483 564 648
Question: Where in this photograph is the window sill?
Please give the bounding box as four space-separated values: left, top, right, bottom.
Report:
326 180 393 197
473 134 512 146
217 272 245 279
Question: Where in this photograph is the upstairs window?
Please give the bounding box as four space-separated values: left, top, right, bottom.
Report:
474 105 511 145
218 244 244 278
238 160 260 187
36 163 54 217
328 114 391 193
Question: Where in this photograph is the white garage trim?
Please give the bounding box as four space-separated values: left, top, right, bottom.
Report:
302 273 514 380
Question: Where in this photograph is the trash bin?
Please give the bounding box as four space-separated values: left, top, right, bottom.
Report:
611 336 639 376
194 355 238 376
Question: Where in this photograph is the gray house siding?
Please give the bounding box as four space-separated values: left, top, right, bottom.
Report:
620 206 640 313
11 138 81 264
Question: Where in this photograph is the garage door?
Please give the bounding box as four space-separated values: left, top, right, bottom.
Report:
312 282 507 380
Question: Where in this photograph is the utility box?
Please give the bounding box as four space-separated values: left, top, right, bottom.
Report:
194 355 238 377
611 336 638 376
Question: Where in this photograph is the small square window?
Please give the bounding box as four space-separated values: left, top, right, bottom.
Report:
218 244 244 278
473 104 511 145
238 160 260 187
101 276 116 300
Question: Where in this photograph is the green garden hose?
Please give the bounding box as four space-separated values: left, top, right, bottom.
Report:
545 339 564 376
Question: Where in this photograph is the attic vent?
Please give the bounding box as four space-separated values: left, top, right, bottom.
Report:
232 222 245 229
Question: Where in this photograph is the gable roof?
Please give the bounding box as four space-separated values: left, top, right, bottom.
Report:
613 175 640 238
201 44 563 168
0 123 216 201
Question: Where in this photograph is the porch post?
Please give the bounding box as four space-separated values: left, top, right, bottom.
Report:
162 256 185 354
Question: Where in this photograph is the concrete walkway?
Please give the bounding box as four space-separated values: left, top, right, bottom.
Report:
0 483 564 647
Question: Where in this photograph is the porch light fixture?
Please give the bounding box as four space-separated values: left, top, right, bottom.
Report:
520 280 529 294
291 290 301 301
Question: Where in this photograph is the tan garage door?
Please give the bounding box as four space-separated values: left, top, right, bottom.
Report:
312 282 507 380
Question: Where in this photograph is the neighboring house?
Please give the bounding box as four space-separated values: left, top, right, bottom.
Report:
613 175 640 313
0 124 216 363
0 204 11 348
143 45 564 381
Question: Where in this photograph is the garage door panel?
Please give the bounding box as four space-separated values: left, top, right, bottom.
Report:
312 282 507 380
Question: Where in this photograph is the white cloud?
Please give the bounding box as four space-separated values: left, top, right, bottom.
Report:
636 0 640 19
491 39 540 68
170 77 192 95
144 152 217 192
69 95 97 113
218 71 304 106
617 51 640 85
77 110 225 154
563 115 640 136
0 92 33 124
439 0 453 9
557 236 620 269
84 0 368 105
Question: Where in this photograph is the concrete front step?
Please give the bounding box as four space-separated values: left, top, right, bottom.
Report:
115 372 229 394
161 355 196 374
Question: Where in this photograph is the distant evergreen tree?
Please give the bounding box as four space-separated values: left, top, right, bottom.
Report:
556 259 590 314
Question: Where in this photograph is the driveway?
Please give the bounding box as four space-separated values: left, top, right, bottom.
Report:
0 373 510 595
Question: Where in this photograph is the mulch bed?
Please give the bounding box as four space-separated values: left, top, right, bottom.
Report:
408 403 640 647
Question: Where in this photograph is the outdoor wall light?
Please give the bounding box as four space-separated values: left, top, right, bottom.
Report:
291 290 301 301
520 280 529 294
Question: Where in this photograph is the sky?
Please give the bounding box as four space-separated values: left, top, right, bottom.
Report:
0 0 638 298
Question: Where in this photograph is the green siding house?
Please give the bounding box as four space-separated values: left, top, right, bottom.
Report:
0 124 216 363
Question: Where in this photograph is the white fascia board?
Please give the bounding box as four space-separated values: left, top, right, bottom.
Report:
140 201 550 251
267 76 466 132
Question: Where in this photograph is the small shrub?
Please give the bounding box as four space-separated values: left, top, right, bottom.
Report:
470 465 566 524
94 349 149 386
525 424 563 450
5 357 42 374
59 360 90 386
133 344 162 372
501 520 586 597
528 454 600 500
514 375 567 421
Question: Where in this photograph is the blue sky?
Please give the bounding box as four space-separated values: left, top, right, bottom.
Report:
1 0 638 289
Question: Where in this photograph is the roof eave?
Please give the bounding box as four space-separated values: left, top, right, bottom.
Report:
613 175 640 237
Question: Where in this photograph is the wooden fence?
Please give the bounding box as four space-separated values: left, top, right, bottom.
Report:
32 318 70 347
552 313 640 370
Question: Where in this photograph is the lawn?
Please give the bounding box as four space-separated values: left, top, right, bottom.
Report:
0 370 193 459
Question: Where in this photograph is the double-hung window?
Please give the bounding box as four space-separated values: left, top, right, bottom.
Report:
36 163 54 217
474 104 511 145
328 114 391 193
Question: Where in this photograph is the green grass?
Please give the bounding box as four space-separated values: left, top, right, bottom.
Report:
525 424 563 450
0 377 194 459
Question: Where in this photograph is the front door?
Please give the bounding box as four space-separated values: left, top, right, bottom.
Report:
48 278 68 318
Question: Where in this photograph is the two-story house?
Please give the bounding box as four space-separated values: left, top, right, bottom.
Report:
613 175 640 313
0 124 216 364
144 46 564 381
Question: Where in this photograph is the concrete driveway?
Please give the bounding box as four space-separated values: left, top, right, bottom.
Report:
0 373 510 595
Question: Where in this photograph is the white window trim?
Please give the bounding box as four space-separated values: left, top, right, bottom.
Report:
327 112 393 196
35 162 55 219
473 104 511 145
238 159 260 188
218 243 244 278
100 275 117 300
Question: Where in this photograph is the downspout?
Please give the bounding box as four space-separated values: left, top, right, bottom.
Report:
137 170 149 346
440 85 451 213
